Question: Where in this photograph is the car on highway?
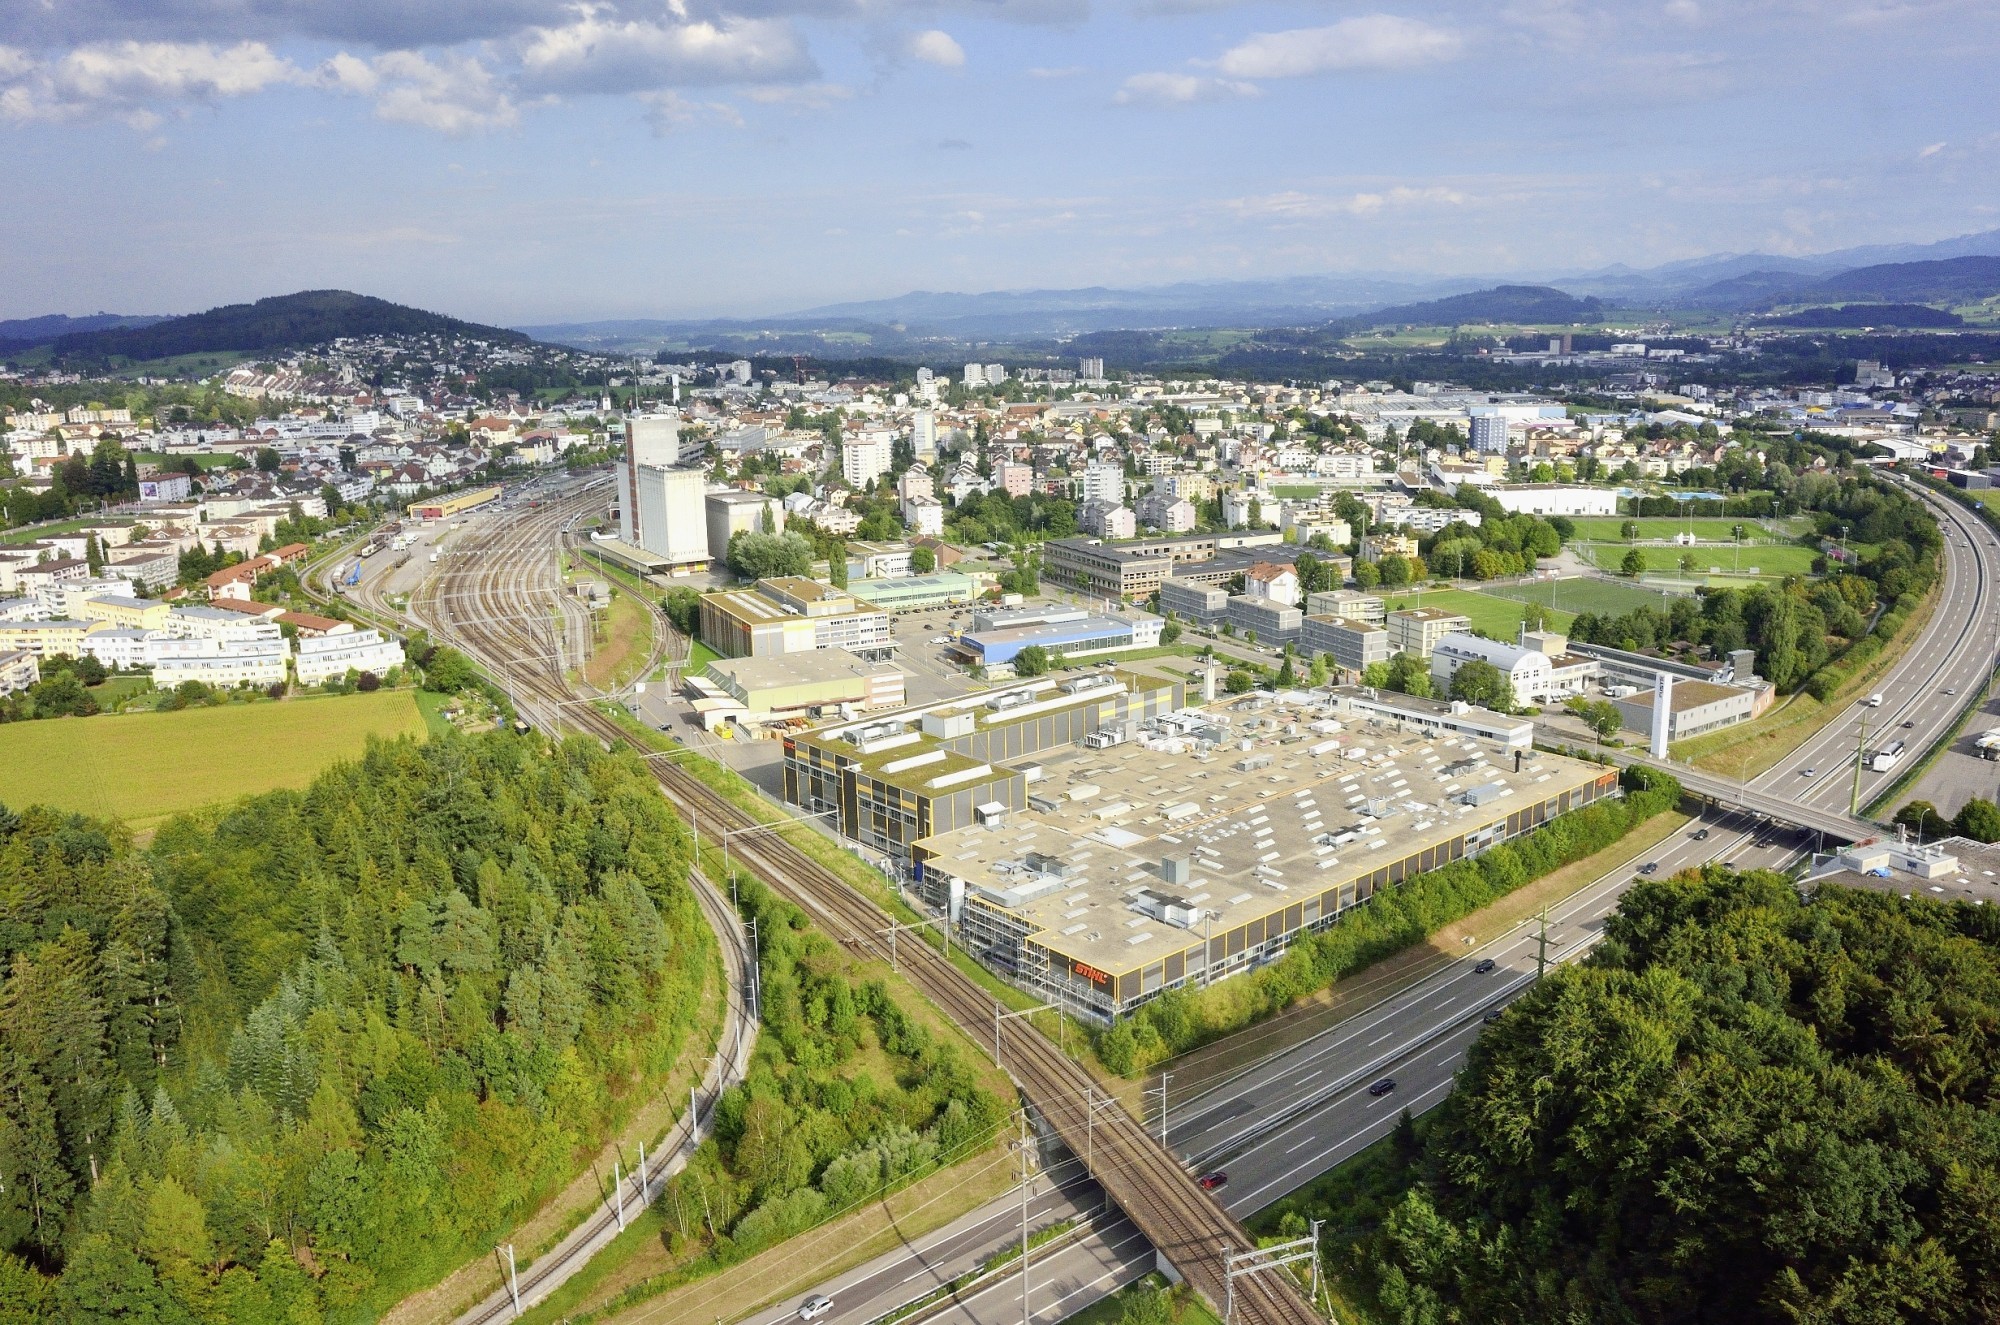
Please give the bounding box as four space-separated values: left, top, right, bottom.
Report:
1197 1170 1229 1191
1945 687 1957 696
1902 720 1916 728
1801 767 1817 778
1639 862 1658 874
1474 958 1497 974
1692 828 1710 840
1368 1077 1397 1097
1482 1008 1505 1024
798 1294 834 1321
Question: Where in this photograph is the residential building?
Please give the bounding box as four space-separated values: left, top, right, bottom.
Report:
904 494 945 537
1080 462 1125 506
0 619 98 657
138 474 192 503
1386 607 1471 659
842 433 892 487
150 638 288 689
77 628 157 670
912 410 936 459
1307 589 1384 623
1241 561 1301 607
699 578 891 659
294 630 406 685
845 541 913 581
0 649 38 696
1159 577 1229 626
104 545 177 590
1359 532 1421 564
75 595 170 632
996 462 1034 497
1469 413 1509 455
1300 616 1390 674
1079 500 1136 540
16 558 89 612
1135 491 1197 533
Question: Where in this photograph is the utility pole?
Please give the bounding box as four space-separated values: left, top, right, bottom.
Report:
1850 710 1869 818
613 1158 625 1230
504 1244 521 1319
1153 1072 1174 1148
1018 1111 1032 1325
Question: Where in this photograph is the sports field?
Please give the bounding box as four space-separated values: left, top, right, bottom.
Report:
1377 587 1575 638
1564 517 1778 543
1573 542 1821 578
0 690 427 830
1482 577 1682 618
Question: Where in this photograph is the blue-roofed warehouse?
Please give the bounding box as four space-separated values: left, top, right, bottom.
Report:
952 605 1164 667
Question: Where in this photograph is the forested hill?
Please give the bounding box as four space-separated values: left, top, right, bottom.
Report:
1363 868 2000 1323
37 290 531 362
0 734 709 1320
1340 283 1605 329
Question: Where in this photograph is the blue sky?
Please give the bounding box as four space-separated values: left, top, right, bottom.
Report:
2 0 1996 323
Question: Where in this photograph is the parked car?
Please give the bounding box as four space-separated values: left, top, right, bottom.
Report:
1473 958 1497 974
799 1295 834 1321
1368 1077 1397 1097
1197 1170 1228 1191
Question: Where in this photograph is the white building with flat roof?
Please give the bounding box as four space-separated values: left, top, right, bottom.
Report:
295 630 406 685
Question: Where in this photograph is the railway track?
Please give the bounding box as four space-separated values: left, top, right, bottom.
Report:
396 496 1321 1325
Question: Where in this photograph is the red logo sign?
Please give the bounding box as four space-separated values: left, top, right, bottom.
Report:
1072 960 1110 986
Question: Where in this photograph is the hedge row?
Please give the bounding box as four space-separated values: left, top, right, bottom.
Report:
1800 588 1925 701
1095 765 1683 1077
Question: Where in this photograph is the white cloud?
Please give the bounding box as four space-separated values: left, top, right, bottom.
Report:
1216 15 1462 79
1226 184 1467 219
1919 140 1946 157
0 39 302 125
640 88 746 134
908 29 966 68
517 10 815 93
368 51 520 133
1115 71 1259 104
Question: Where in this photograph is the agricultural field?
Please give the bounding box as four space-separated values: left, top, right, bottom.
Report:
1377 587 1575 638
1564 517 1780 542
0 690 427 830
1572 542 1822 578
1483 577 1684 619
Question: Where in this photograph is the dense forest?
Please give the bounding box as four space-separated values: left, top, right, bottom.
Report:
39 291 528 366
1344 869 2000 1324
0 734 712 1322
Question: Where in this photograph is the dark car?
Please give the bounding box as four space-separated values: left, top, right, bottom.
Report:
1482 1008 1505 1024
1368 1077 1397 1097
1474 958 1497 974
1639 862 1658 875
1197 1170 1228 1191
1692 828 1710 841
1902 720 1916 728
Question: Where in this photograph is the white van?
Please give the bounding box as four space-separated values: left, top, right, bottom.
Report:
1864 694 1884 707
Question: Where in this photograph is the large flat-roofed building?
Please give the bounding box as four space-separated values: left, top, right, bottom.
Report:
784 669 1185 863
684 649 906 730
1429 632 1555 708
846 572 979 613
1301 616 1390 675
956 606 1164 668
909 691 1618 1023
1042 531 1286 600
1386 607 1471 659
1322 685 1535 750
631 464 710 570
1612 677 1757 741
705 489 786 562
1306 589 1384 624
698 577 891 660
407 485 501 521
1224 595 1301 647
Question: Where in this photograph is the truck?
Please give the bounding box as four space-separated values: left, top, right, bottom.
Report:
1976 728 2000 761
1870 739 1906 773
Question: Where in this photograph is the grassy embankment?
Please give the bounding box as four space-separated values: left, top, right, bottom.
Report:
0 689 426 831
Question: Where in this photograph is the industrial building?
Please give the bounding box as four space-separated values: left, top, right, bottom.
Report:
683 650 906 730
1613 677 1758 741
1321 685 1535 750
784 670 1185 863
407 485 502 521
630 465 710 571
706 489 786 562
908 688 1616 1023
846 572 980 613
953 605 1164 669
698 577 892 660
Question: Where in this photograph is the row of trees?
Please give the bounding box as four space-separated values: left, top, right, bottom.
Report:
0 734 713 1322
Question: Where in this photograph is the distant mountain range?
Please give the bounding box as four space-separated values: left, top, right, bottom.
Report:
0 312 165 342
0 290 529 362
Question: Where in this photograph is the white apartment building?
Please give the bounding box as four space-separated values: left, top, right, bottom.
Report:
295 630 406 685
843 433 892 488
163 606 284 645
150 638 288 689
78 628 158 670
903 494 945 537
1080 461 1125 506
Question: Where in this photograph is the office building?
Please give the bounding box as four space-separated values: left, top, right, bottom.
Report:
1386 607 1471 659
1224 595 1301 647
784 669 1184 864
1429 633 1555 708
1301 616 1390 675
1612 678 1758 741
846 572 979 614
1306 589 1384 623
907 688 1614 1023
1159 577 1229 626
699 577 891 660
1042 530 1287 601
